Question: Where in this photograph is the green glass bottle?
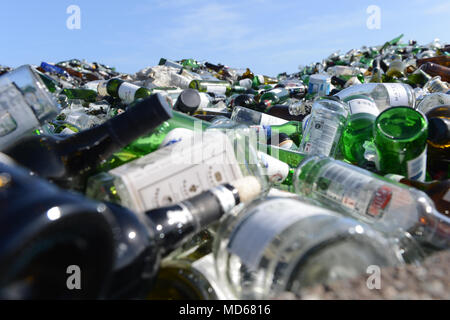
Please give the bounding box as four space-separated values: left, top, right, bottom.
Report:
61 88 98 103
259 143 307 168
251 74 278 89
97 79 152 104
374 107 428 181
189 80 244 96
36 71 59 93
259 86 306 108
340 95 380 164
101 111 211 170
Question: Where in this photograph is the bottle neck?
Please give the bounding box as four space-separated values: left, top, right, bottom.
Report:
144 183 239 257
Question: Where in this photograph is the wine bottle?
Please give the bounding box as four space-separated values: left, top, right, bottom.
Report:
97 79 153 104
103 176 262 299
3 94 172 191
0 156 116 299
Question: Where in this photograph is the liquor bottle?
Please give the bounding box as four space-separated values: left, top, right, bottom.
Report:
0 65 59 150
97 79 152 104
416 92 450 114
213 196 404 299
420 62 450 82
340 95 379 164
334 83 416 111
299 97 349 157
293 155 450 250
189 80 245 96
61 88 98 103
103 176 262 298
3 94 172 191
0 157 115 299
373 106 428 181
385 174 450 217
87 130 268 213
425 105 450 180
405 69 432 87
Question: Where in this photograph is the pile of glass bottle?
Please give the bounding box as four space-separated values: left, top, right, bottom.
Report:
0 34 449 300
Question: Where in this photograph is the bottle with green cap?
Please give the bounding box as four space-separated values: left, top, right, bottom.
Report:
340 94 380 164
97 79 152 104
373 106 428 181
299 96 349 157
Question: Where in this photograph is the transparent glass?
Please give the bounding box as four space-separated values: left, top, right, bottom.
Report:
213 196 404 299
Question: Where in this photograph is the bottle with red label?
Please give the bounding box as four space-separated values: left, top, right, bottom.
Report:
293 155 450 252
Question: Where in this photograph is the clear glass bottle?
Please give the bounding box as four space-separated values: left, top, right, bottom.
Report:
293 155 450 251
299 97 349 157
334 83 416 111
213 196 404 299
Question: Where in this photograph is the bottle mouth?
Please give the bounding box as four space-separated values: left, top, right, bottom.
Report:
375 106 428 141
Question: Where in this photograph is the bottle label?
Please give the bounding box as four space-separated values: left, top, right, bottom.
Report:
302 116 339 156
205 84 227 95
110 132 244 213
257 151 290 184
347 98 380 116
198 92 212 110
383 83 409 107
118 82 139 104
159 128 194 149
257 75 265 85
0 78 39 149
227 198 329 271
314 162 394 219
259 113 287 126
406 147 427 182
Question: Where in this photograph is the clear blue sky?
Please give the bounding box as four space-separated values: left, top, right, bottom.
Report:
1 0 449 76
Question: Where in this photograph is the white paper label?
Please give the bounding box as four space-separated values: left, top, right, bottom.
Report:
259 113 287 126
314 163 396 219
110 132 244 213
205 84 227 95
383 83 409 107
118 82 139 104
348 98 380 116
302 116 339 156
227 198 328 271
406 147 427 182
198 92 212 110
159 128 194 149
257 75 265 85
257 151 290 184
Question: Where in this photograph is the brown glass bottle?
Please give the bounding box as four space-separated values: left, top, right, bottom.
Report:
387 175 450 217
426 105 450 181
420 62 450 82
417 56 450 68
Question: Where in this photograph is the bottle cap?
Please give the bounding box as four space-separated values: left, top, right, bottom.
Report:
174 89 201 114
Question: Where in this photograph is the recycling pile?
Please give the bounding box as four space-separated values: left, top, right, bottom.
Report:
0 34 449 300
